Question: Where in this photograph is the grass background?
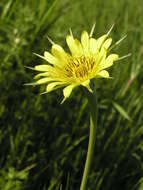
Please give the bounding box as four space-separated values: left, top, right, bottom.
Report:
0 0 143 189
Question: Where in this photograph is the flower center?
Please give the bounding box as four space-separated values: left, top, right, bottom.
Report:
65 56 95 80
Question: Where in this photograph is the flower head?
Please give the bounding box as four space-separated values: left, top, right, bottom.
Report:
31 27 119 102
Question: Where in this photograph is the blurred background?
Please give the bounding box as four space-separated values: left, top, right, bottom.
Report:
0 0 143 189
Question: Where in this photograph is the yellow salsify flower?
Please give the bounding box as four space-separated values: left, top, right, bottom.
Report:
31 27 119 103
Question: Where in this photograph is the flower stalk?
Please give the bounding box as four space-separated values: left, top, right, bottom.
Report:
80 85 98 190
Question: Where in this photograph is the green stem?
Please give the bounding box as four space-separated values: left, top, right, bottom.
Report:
80 88 98 190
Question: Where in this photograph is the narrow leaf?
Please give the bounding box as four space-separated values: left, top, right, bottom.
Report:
112 101 131 121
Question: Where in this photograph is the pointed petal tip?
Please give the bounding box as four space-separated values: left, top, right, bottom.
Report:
88 88 93 93
109 35 127 52
23 82 37 86
117 53 132 61
107 23 115 36
90 22 96 37
96 70 110 78
62 84 76 104
60 97 66 104
39 92 48 95
115 34 127 46
33 52 45 60
46 35 55 45
81 80 93 93
69 28 73 37
24 66 35 70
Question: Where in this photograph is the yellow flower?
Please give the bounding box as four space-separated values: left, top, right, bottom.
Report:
32 28 119 102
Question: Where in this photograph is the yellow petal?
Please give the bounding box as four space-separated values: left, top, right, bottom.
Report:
81 79 92 92
75 39 83 54
96 34 107 50
44 51 58 66
51 44 68 64
66 35 82 56
81 31 89 54
61 84 76 104
34 72 49 79
90 38 97 54
102 38 112 49
92 48 107 72
102 54 119 69
46 82 64 93
96 70 110 78
35 65 53 71
36 77 55 84
99 47 107 60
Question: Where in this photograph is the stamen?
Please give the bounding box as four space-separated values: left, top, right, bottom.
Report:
65 56 95 79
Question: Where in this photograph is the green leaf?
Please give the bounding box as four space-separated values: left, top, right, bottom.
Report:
112 101 131 121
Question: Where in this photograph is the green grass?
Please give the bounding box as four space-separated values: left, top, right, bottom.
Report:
0 0 143 189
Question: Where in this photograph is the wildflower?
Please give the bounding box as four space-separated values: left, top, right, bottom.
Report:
30 27 119 102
